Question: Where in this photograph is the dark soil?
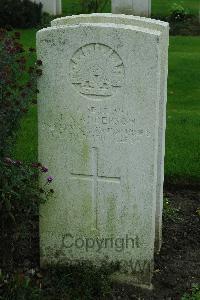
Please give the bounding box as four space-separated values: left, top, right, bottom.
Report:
152 15 200 36
113 188 200 299
0 188 200 299
169 21 200 36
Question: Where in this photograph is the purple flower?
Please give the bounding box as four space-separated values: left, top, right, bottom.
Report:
31 162 41 168
4 158 22 166
4 157 13 164
13 160 22 166
47 176 53 183
41 166 48 173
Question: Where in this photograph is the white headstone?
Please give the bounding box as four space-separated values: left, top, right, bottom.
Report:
51 14 169 252
37 15 168 288
112 0 151 17
34 0 62 15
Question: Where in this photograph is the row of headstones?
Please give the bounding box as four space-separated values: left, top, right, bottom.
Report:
33 0 62 15
33 0 151 17
112 0 151 17
37 13 169 288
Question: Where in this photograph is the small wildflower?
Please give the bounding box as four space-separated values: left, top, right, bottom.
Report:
41 166 48 173
13 160 22 166
31 162 41 168
4 157 13 164
47 176 53 183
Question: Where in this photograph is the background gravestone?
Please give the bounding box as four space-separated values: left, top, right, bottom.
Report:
112 0 151 17
34 0 62 15
51 14 169 252
37 19 163 287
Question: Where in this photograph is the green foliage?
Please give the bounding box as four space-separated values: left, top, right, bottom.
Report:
168 1 192 22
0 263 116 299
40 13 56 29
163 198 181 222
0 29 38 157
0 29 52 269
0 158 54 268
182 284 200 300
165 36 200 182
152 0 199 17
0 0 42 29
43 263 115 299
0 272 41 300
0 159 52 224
80 0 109 13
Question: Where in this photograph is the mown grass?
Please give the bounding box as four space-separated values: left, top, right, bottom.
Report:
61 0 200 16
165 36 200 181
13 31 200 182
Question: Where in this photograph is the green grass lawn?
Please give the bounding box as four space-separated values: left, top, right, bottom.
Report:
13 31 200 183
61 0 200 16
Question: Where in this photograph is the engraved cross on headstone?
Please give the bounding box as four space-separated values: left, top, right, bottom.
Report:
70 147 121 228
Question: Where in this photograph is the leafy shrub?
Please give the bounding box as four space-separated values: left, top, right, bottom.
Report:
80 0 109 13
163 198 181 222
0 0 42 29
42 263 116 299
182 284 200 300
0 271 41 300
0 29 52 270
0 28 39 157
0 158 52 225
169 2 192 22
0 158 54 269
40 13 55 29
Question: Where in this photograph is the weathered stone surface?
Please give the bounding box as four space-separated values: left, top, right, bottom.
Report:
37 21 162 287
111 0 151 17
34 0 62 15
51 14 169 252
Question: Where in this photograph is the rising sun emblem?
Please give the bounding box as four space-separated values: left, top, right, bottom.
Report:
69 43 125 98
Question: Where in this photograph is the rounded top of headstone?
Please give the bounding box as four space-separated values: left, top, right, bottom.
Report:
51 13 169 31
